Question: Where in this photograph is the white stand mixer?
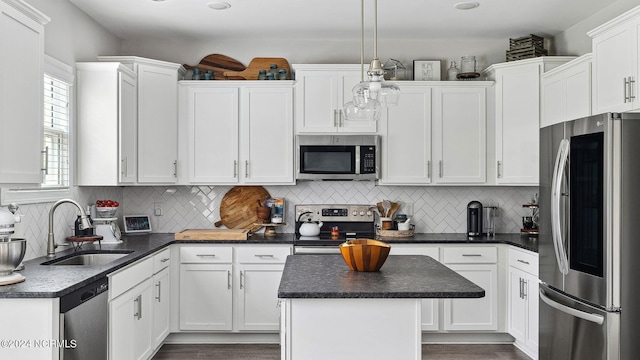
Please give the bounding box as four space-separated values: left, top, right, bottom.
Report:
93 217 122 244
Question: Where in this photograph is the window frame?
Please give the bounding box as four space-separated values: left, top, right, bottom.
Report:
0 55 74 205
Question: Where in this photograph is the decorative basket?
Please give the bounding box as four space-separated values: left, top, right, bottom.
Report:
376 228 415 238
506 34 547 62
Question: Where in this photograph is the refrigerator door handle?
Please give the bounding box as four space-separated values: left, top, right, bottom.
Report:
551 138 570 275
539 288 605 325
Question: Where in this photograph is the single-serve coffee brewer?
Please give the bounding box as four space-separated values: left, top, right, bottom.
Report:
467 201 483 237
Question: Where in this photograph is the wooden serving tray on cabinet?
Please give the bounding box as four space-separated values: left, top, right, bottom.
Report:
174 229 250 240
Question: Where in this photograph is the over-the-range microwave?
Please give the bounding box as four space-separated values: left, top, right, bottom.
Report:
296 135 379 181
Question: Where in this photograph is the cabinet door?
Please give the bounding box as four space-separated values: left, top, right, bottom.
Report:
525 273 539 357
186 86 239 183
433 86 486 184
443 264 498 331
179 264 233 331
236 263 285 331
541 72 566 128
151 267 170 349
0 4 46 183
241 86 294 184
109 278 153 360
508 267 527 342
592 23 634 114
495 65 540 184
137 64 179 183
379 85 432 185
119 71 138 183
564 60 592 121
295 70 340 133
339 71 377 133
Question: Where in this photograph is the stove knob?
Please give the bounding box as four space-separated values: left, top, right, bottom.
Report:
352 210 357 216
366 210 372 216
359 210 365 216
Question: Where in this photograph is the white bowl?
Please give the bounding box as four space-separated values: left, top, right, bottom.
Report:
96 207 118 218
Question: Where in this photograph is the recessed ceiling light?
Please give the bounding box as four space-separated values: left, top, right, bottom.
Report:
208 2 231 10
454 2 480 10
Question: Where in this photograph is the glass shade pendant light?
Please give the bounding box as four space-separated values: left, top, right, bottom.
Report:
345 0 399 122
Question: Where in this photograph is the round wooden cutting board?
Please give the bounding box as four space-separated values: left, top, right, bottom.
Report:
214 186 271 232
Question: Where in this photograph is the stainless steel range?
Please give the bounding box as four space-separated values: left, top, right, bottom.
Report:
294 204 376 254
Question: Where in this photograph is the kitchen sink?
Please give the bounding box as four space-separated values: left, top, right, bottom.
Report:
42 251 133 266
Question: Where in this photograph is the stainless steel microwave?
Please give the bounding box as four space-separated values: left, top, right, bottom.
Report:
296 135 379 181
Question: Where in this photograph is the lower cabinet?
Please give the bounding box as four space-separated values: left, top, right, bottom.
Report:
179 245 291 332
508 247 539 359
151 249 171 348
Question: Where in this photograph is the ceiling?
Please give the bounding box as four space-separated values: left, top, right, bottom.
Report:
69 0 616 42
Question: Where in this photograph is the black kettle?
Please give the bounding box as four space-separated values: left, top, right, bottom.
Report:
467 201 483 237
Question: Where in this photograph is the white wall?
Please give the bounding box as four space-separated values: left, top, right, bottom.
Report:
553 0 640 55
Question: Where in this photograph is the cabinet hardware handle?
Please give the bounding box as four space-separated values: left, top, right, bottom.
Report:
427 161 431 179
173 160 177 177
196 254 216 257
233 160 238 178
255 254 275 258
438 160 443 178
134 294 142 320
630 77 636 101
155 281 161 302
624 77 629 103
497 161 502 178
227 270 231 289
245 160 249 178
519 278 524 299
462 254 482 257
523 279 527 299
120 157 126 177
41 147 49 174
517 259 530 265
240 271 244 289
160 258 170 263
339 110 344 127
334 110 338 127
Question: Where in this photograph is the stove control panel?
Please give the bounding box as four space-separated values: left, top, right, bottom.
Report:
296 204 375 223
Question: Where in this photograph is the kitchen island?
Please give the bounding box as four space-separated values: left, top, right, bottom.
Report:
278 254 485 360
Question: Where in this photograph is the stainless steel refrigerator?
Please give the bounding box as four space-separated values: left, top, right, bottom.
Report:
539 113 640 360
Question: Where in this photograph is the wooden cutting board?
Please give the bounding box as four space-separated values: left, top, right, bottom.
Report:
183 53 246 80
214 186 271 232
223 57 290 80
174 229 250 240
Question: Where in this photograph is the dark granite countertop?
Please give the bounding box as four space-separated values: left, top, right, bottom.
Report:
278 255 485 299
377 233 539 253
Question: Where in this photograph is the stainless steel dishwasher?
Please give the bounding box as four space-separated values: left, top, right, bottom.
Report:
59 277 108 360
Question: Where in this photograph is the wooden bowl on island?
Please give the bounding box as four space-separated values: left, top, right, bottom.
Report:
339 239 391 272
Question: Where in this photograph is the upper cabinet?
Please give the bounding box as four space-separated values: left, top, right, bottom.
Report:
484 57 573 185
293 64 377 133
379 82 490 185
541 54 592 128
588 7 640 114
99 56 186 184
178 81 295 185
0 0 49 184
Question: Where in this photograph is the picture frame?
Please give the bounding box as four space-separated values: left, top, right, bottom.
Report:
123 215 152 234
413 60 441 81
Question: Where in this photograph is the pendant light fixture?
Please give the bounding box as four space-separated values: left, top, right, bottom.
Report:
344 0 400 122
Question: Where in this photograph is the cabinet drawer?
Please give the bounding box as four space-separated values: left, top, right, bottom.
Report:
153 248 171 273
442 246 497 264
236 246 291 264
109 257 153 300
509 247 538 276
180 246 233 263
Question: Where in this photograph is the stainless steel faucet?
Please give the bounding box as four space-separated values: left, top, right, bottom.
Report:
47 199 93 258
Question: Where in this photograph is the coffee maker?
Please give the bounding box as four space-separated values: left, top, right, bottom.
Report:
467 201 483 237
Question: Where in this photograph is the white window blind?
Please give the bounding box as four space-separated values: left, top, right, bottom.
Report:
43 74 70 188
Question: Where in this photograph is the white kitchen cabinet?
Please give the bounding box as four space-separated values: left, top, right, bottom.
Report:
0 1 49 184
541 54 591 128
0 298 59 360
293 64 376 133
77 62 138 185
379 84 432 185
379 82 490 185
442 246 499 331
508 247 539 359
99 56 185 184
108 257 155 360
178 245 291 332
432 85 487 184
388 245 440 331
484 57 573 185
151 248 171 349
588 7 640 114
179 82 294 185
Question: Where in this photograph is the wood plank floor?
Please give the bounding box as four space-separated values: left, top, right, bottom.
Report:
151 343 531 360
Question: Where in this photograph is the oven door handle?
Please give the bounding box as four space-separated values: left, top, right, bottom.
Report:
551 138 570 275
539 288 604 325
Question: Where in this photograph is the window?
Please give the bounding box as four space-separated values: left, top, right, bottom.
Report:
0 55 74 205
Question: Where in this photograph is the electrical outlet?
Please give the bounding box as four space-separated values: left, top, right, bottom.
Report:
154 202 164 216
